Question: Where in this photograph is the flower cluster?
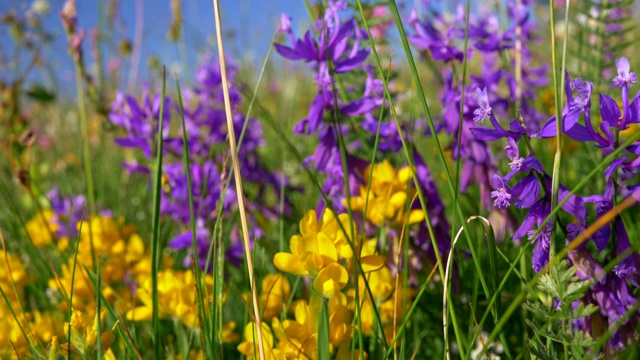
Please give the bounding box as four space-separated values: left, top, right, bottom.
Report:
409 0 548 211
236 206 415 359
277 2 451 275
108 57 289 269
471 56 640 349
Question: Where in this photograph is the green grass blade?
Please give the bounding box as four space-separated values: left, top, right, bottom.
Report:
317 298 331 360
67 206 86 360
174 74 212 355
150 66 168 358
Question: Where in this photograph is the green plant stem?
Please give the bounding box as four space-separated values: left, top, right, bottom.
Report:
175 75 212 354
150 66 168 358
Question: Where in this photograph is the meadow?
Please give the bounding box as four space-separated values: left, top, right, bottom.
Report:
1 0 640 358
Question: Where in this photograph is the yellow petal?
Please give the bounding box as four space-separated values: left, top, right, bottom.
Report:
389 192 408 208
274 253 308 275
313 263 348 298
299 209 318 236
360 255 385 273
126 306 153 322
407 209 425 224
397 166 413 183
314 232 338 261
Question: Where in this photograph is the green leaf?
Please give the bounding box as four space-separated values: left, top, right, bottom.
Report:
317 298 331 360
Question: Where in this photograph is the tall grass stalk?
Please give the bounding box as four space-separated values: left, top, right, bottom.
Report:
549 0 572 259
175 75 212 354
150 66 168 358
67 206 86 359
200 26 279 356
211 0 266 358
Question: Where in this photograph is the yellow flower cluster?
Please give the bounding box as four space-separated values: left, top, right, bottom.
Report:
0 251 63 358
250 206 413 359
17 211 239 358
238 293 358 360
60 308 116 358
274 209 383 298
347 160 425 227
26 209 59 248
126 268 217 327
47 216 148 312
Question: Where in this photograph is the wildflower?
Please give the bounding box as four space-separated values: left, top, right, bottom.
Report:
473 87 492 124
61 308 115 357
26 209 57 247
274 209 383 298
275 4 369 134
237 321 280 360
490 174 512 209
47 216 147 311
347 160 425 227
126 268 218 326
613 57 637 88
260 274 291 319
528 224 552 273
274 293 358 358
108 89 173 159
408 7 466 63
612 217 640 287
505 138 524 171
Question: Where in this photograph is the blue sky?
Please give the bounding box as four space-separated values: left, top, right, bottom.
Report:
1 0 310 95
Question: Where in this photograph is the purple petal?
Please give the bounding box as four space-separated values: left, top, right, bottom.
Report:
513 174 540 208
469 127 504 142
505 137 519 161
600 94 622 127
334 50 370 73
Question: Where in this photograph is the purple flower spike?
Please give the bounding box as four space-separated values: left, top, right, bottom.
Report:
473 87 492 124
613 57 637 88
505 137 523 171
490 173 511 209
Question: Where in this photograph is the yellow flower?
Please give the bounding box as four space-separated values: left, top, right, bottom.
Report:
347 160 425 227
348 261 414 346
237 321 281 360
276 293 357 359
26 209 58 247
260 274 291 319
126 268 219 327
274 209 349 298
61 308 115 357
274 209 383 299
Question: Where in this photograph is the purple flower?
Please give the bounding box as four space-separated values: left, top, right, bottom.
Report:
613 217 640 287
529 223 552 273
275 5 370 135
47 187 87 238
613 57 637 88
490 174 512 209
279 13 291 33
108 90 174 158
505 137 524 171
408 6 467 63
512 199 551 271
473 87 492 124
